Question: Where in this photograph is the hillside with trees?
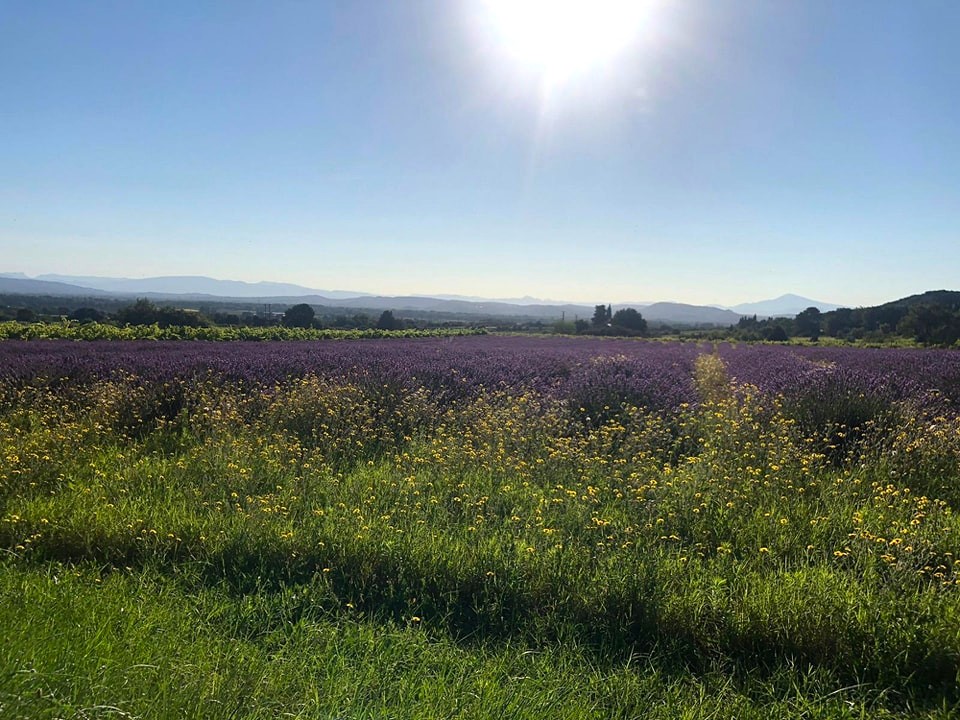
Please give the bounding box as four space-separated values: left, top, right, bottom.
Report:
732 291 960 346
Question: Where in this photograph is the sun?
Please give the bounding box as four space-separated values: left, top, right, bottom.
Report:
478 0 654 87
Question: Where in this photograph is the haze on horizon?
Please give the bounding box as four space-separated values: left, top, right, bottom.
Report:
2 1 957 309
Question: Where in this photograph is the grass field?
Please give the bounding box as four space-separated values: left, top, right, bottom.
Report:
2 339 959 718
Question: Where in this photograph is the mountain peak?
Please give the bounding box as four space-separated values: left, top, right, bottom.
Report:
732 294 841 317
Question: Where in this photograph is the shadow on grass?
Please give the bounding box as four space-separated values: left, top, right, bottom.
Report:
7 524 958 713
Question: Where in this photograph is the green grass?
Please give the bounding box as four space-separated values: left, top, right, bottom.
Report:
4 564 951 720
1 362 959 717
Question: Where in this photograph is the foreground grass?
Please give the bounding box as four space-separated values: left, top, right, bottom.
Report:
4 564 953 720
2 355 959 717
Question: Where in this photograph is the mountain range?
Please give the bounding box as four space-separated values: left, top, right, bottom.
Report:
3 273 369 300
0 273 841 325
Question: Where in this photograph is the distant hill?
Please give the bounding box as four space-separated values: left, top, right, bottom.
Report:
873 289 960 311
283 295 598 321
1 273 748 326
813 289 960 343
640 302 742 326
34 274 369 300
733 294 841 317
0 277 110 297
187 295 741 325
417 293 573 305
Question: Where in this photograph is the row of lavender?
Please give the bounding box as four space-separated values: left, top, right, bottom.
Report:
0 337 701 415
718 343 960 413
2 337 959 414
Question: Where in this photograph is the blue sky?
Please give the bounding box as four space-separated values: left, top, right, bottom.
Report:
2 1 957 306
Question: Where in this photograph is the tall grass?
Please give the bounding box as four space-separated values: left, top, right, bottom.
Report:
1 351 959 717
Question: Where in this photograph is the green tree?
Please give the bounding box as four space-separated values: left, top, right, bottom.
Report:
898 305 960 346
611 307 648 334
592 305 609 327
795 307 822 341
823 307 853 337
763 325 789 342
281 303 315 328
116 298 159 326
352 313 372 329
114 299 207 328
69 307 105 323
376 310 404 330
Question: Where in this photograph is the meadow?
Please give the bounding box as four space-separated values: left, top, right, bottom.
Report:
1 336 959 718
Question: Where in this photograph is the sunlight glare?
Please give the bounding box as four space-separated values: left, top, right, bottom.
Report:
481 0 653 86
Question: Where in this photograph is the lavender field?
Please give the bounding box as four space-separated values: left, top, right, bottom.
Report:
6 336 960 425
2 336 960 718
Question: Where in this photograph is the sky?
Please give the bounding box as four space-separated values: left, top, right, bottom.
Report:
1 1 958 307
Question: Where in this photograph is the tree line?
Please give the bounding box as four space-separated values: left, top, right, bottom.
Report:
551 304 649 336
5 292 960 346
2 298 415 332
